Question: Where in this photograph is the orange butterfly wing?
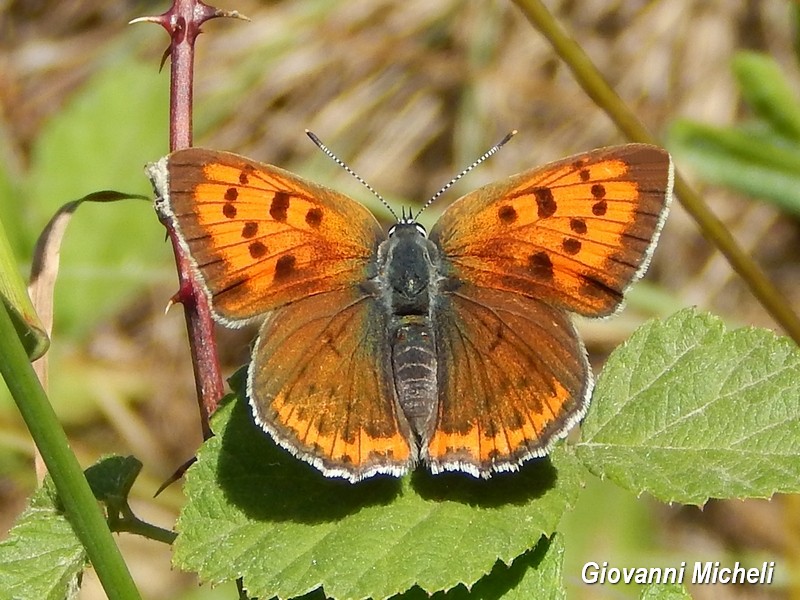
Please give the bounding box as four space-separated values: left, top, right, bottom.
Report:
425 144 672 474
152 148 384 323
150 149 415 480
429 144 673 317
250 287 415 481
427 284 590 476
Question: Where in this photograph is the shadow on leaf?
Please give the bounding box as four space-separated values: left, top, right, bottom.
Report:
214 390 561 524
410 458 557 507
215 397 402 524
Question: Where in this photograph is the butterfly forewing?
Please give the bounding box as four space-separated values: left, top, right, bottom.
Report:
155 148 385 324
430 145 673 317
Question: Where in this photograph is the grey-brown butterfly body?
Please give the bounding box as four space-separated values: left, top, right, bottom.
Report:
371 221 442 452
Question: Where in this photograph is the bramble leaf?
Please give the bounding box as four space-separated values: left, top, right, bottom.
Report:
174 391 583 599
578 308 800 505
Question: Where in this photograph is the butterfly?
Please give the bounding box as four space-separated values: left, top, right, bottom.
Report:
147 137 672 482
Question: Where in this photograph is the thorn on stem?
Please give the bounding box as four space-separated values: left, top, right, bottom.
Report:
165 294 180 314
158 46 172 72
129 1 250 38
154 456 197 497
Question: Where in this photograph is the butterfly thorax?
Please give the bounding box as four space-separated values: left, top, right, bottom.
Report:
377 222 441 446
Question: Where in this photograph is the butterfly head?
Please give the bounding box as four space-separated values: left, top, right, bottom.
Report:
389 208 428 239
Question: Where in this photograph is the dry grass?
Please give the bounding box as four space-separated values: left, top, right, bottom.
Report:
1 1 799 598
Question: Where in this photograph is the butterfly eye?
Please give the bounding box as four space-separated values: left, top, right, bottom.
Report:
388 221 426 238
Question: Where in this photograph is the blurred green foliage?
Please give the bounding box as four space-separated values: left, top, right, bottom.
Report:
668 51 800 216
22 58 171 336
0 54 174 427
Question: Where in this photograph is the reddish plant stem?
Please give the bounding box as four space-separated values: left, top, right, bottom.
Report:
168 236 220 440
134 1 247 439
165 1 219 440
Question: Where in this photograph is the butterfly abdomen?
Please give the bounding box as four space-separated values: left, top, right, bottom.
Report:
391 318 438 441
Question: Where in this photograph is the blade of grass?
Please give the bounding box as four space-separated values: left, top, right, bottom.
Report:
512 0 800 345
733 51 800 141
0 301 141 600
0 216 48 361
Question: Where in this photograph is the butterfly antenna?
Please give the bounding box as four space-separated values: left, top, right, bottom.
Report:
305 130 400 221
414 130 518 221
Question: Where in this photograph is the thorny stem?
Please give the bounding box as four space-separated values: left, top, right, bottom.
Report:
132 1 248 439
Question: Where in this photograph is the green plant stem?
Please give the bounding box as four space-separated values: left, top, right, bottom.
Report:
0 301 141 600
512 0 800 345
111 508 178 545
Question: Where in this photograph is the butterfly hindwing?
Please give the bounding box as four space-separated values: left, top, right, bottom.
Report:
249 286 415 481
427 284 590 475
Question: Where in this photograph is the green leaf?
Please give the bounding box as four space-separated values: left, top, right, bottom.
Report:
0 214 48 360
83 454 142 507
0 455 147 600
576 308 800 505
0 482 86 600
174 395 584 599
733 51 800 141
639 583 692 600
